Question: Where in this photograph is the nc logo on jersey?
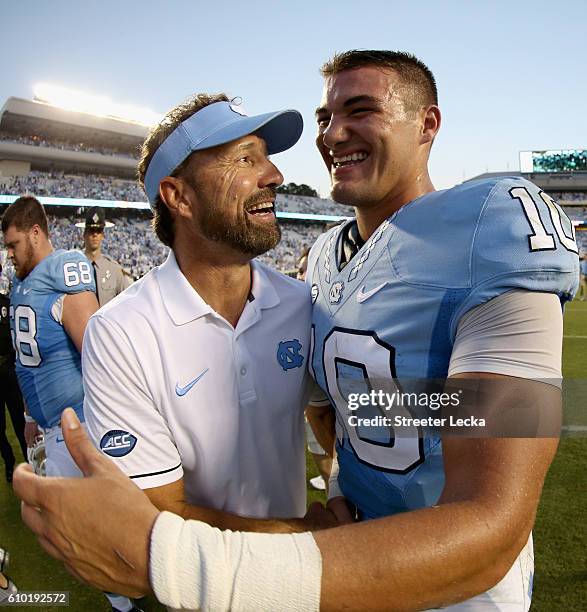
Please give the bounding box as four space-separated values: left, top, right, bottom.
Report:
311 284 319 304
276 339 304 371
329 281 345 304
100 430 137 457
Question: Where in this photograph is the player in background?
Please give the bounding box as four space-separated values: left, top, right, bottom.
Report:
2 197 140 612
76 206 132 306
2 197 97 477
12 52 580 611
0 261 26 483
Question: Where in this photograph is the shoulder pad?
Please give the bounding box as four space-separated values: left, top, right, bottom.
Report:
307 224 344 286
45 250 96 294
451 177 579 329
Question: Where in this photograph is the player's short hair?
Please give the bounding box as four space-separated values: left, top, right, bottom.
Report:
1 196 49 237
138 93 230 247
320 50 438 114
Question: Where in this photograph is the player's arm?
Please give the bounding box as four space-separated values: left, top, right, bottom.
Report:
315 409 558 610
144 477 337 533
305 402 335 457
61 291 99 353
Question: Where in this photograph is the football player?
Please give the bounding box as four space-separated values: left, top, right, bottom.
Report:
2 197 141 612
2 196 97 477
304 49 579 610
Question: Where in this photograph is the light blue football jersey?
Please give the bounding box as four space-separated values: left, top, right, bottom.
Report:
307 177 579 520
10 250 95 428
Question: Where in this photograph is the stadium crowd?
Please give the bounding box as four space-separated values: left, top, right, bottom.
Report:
2 171 145 202
550 191 587 202
563 206 587 220
0 171 349 214
0 210 328 293
0 132 137 158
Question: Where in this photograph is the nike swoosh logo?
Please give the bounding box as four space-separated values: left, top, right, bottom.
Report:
23 288 32 295
175 368 209 397
357 282 387 303
56 437 64 443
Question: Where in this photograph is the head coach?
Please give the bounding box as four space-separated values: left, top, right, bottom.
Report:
80 94 331 538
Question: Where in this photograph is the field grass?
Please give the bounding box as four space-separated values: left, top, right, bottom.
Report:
0 302 585 610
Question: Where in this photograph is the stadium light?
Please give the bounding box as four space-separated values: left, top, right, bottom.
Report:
33 83 161 126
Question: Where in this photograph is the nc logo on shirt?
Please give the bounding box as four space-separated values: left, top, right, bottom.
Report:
329 281 344 304
100 430 137 457
277 339 304 371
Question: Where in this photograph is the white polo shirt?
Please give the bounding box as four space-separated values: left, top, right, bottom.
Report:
83 251 312 518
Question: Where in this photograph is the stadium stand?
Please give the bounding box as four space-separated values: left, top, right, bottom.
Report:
0 169 350 215
0 132 137 158
1 170 145 201
0 208 332 293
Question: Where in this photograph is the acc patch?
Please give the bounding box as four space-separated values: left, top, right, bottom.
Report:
100 430 137 457
329 281 344 304
311 284 319 304
277 339 304 371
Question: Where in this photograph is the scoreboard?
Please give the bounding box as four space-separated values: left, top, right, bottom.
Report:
520 149 587 173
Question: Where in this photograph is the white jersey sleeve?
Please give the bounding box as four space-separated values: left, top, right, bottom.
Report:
448 290 563 384
82 314 183 488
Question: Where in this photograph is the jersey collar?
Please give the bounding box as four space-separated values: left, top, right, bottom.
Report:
157 252 280 326
157 250 213 325
249 261 280 311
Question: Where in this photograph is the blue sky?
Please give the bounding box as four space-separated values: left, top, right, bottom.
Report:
1 0 585 197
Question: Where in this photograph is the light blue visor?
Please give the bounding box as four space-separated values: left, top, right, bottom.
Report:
144 101 303 205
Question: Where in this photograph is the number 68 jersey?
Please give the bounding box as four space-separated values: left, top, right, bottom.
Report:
9 250 95 429
307 177 579 520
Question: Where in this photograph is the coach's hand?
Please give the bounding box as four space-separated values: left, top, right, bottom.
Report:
13 408 160 598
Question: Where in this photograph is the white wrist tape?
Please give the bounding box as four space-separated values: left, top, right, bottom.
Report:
150 511 322 612
327 454 343 501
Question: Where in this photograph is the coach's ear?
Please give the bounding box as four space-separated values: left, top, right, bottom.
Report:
158 176 194 220
60 408 112 477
